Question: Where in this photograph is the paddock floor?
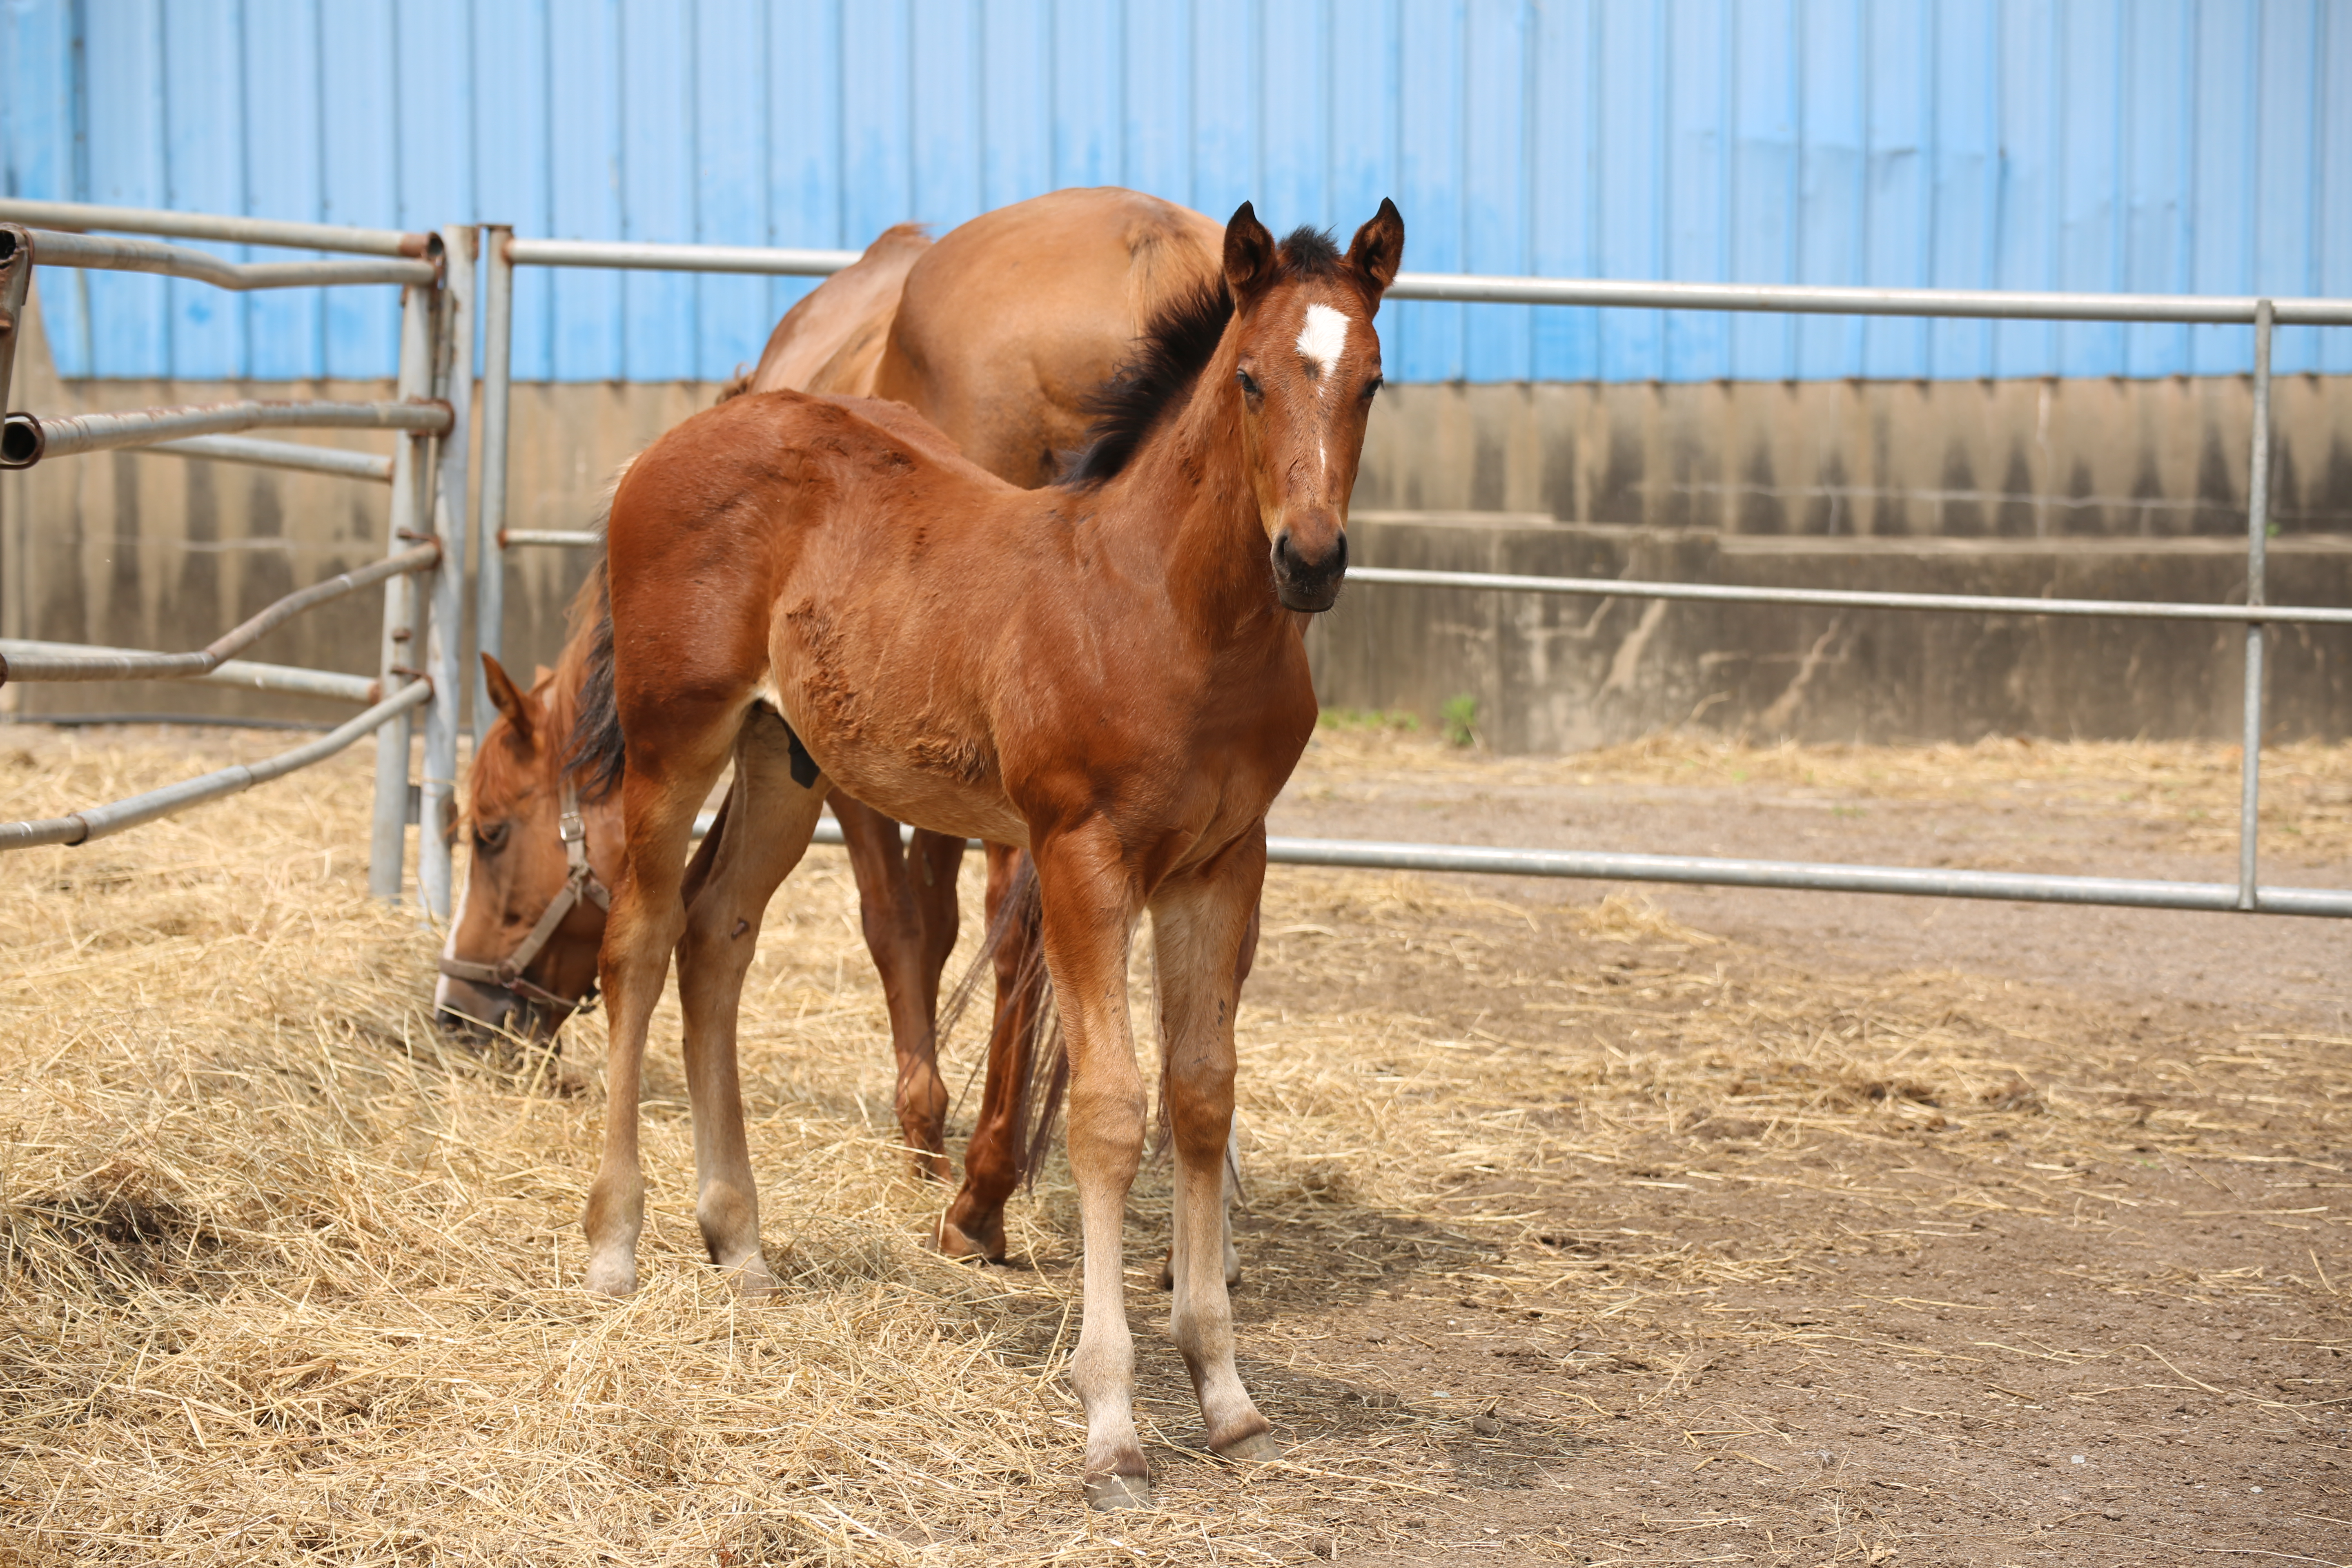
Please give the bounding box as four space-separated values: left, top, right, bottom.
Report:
2 724 2348 1567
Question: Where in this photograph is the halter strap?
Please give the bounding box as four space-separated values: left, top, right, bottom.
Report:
436 775 610 1018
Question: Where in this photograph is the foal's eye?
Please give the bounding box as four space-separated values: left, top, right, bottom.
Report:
474 821 511 855
1234 367 1263 403
1361 374 1384 401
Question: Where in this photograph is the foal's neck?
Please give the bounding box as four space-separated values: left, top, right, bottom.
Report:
1102 345 1295 650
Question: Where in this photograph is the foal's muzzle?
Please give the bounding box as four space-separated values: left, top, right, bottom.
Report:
1272 526 1347 612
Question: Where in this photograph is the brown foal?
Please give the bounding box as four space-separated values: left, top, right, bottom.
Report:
584 200 1402 1508
439 189 1227 1259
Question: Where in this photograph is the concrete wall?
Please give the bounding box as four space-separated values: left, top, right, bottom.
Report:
1310 514 2352 751
1352 376 2352 539
5 281 2348 748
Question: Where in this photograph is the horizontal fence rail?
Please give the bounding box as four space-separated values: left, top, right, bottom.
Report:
503 237 860 276
763 820 2351 920
13 228 436 290
1383 271 2352 323
1344 567 2352 626
0 543 438 685
144 434 395 483
2 398 450 468
0 641 375 703
500 529 600 549
0 681 432 851
0 198 431 258
493 237 2352 326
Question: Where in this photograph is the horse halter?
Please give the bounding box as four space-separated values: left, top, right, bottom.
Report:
436 778 611 1019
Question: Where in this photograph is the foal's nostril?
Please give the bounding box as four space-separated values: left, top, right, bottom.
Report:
1273 530 1295 572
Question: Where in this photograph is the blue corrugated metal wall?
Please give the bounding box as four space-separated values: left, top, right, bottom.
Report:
4 0 2349 383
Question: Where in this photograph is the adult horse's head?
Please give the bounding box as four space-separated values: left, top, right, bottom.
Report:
432 652 616 1041
1224 198 1402 612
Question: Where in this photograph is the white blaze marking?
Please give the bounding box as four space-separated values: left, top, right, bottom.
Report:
1297 303 1350 385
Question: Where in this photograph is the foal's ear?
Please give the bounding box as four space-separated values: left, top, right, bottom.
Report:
1223 200 1280 315
1345 198 1405 315
481 653 537 748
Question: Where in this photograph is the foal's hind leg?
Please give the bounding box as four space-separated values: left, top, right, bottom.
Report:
1159 898 1258 1290
673 709 829 1296
585 719 736 1298
1150 836 1275 1463
834 799 964 1179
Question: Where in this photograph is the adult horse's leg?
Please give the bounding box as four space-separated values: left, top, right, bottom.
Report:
1032 825 1153 1509
672 708 829 1296
940 842 1046 1261
833 799 965 1179
1150 833 1276 1463
584 710 736 1297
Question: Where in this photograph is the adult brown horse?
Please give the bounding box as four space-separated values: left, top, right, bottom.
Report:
437 188 1227 1263
583 200 1402 1508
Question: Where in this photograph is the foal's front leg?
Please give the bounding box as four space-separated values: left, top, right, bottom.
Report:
673 712 830 1295
1151 835 1276 1462
1032 825 1153 1509
586 726 734 1298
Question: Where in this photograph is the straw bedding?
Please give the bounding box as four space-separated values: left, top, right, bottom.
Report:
2 727 2345 1565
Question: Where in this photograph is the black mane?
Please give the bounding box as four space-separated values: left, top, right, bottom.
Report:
1059 224 1346 489
1059 278 1234 489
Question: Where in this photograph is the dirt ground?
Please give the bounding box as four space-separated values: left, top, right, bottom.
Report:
2 724 2348 1566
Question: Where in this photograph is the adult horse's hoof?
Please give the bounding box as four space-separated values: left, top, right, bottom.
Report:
1083 1472 1154 1511
1213 1430 1281 1463
938 1211 1006 1263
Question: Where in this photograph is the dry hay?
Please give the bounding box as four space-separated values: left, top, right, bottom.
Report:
2 728 2346 1565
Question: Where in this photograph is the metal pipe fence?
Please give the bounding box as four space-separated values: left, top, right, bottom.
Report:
0 205 466 916
482 230 2351 923
2 201 2345 932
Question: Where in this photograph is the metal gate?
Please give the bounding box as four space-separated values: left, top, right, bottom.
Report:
0 202 473 917
473 234 2352 920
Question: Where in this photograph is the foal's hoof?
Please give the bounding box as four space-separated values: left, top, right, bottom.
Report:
1083 1472 1154 1511
1155 1247 1244 1290
724 1253 778 1299
583 1255 637 1298
1214 1430 1281 1464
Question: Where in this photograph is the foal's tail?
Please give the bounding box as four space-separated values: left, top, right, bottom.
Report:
935 853 1067 1191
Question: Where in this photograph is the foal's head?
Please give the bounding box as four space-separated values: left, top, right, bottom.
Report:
433 653 610 1041
1224 199 1403 612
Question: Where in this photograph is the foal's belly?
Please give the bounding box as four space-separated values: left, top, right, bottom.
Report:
764 600 1028 849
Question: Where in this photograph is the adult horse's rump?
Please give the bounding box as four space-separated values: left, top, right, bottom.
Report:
587 199 1403 1508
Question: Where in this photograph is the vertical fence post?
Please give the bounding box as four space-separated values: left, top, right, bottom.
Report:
473 225 514 749
2237 299 2274 912
370 275 439 900
0 227 29 416
0 228 29 696
417 226 475 921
